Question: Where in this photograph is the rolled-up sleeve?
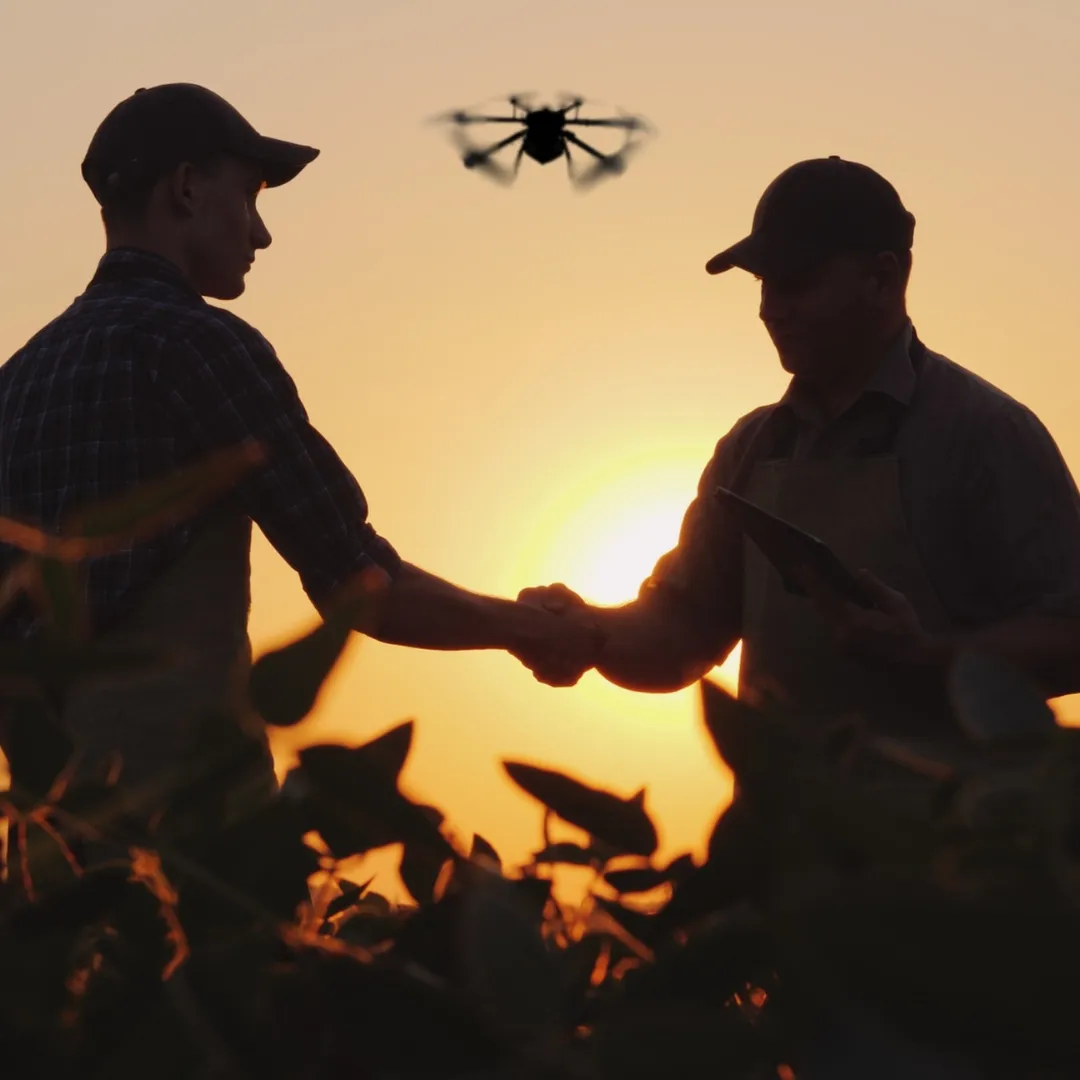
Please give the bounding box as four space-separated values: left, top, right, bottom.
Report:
150 312 401 609
967 403 1080 619
639 411 771 654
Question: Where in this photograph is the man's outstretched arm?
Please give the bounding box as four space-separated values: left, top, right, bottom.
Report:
517 583 737 692
374 563 603 665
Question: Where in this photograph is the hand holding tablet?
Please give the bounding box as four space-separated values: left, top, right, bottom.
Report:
714 486 880 610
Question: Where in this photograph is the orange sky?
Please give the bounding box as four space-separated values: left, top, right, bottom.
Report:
2 1 1079 887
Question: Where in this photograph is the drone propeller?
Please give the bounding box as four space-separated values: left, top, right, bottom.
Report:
570 140 644 191
449 128 523 186
565 111 651 133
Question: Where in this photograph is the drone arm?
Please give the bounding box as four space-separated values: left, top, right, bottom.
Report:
563 131 608 161
564 117 646 130
470 128 527 162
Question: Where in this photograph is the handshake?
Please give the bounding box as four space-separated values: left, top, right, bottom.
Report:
511 583 607 687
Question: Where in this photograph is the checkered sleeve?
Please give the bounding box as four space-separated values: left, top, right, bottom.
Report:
148 310 401 609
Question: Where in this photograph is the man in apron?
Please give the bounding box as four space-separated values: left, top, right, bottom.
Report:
0 83 601 789
520 155 1080 722
517 157 1080 1077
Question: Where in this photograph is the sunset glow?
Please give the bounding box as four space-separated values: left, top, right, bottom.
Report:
2 0 1079 889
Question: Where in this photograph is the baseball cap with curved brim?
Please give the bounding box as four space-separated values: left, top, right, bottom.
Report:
81 83 320 204
706 156 915 280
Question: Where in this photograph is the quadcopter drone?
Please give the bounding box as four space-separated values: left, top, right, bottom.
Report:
433 94 651 189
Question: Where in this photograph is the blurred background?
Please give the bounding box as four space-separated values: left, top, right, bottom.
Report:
1 0 1078 888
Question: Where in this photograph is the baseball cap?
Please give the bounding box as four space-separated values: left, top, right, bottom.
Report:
705 156 915 279
81 83 320 204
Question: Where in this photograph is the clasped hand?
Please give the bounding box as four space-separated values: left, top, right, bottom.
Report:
513 583 603 686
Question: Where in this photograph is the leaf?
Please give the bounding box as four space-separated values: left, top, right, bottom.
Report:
948 649 1057 742
604 865 673 895
297 724 452 860
300 721 414 791
0 443 267 566
36 557 88 645
0 695 74 805
698 680 938 871
400 842 452 907
470 833 502 869
458 865 564 1040
503 761 658 856
592 895 659 949
532 841 599 867
325 877 373 919
249 615 354 728
664 852 698 887
512 875 553 925
620 907 772 1007
64 441 267 552
250 567 388 728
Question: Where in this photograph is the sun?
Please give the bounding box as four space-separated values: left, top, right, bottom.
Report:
512 447 742 692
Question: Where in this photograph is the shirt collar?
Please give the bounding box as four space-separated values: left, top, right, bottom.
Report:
778 318 916 423
88 247 202 301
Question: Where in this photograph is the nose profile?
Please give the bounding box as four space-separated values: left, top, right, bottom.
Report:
252 210 272 251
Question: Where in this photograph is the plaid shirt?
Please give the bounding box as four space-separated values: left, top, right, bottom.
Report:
0 247 401 638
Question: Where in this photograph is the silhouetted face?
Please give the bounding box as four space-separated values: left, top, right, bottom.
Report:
758 252 886 383
181 157 272 300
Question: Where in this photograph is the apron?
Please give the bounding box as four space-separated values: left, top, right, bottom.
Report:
736 336 961 745
62 503 275 791
731 336 994 1079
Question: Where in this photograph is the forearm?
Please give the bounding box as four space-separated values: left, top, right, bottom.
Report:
590 598 733 693
370 563 543 652
919 613 1080 698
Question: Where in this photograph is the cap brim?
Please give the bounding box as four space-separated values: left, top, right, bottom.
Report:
705 234 766 276
250 136 320 187
705 231 826 281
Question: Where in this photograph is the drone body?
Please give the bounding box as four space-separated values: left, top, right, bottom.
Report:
436 95 651 188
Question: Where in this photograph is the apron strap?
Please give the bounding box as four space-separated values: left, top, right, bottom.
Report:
729 328 930 490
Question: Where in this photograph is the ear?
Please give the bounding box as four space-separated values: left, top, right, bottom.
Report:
866 250 904 302
163 161 202 219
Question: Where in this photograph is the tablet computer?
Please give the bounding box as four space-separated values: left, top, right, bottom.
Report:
714 485 878 610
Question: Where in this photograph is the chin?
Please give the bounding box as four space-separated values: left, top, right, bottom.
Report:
203 277 247 301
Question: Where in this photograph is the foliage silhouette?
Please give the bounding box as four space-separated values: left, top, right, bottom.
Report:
0 447 1078 1077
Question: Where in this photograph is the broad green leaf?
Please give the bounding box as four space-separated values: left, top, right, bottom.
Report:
1 695 74 805
249 614 355 728
619 907 772 1007
325 878 372 919
588 1000 777 1080
36 557 87 645
299 720 414 790
664 852 698 887
532 841 599 867
458 865 563 1041
297 725 452 860
604 865 673 895
470 832 502 869
778 878 1080 1063
64 440 267 552
948 648 1057 742
250 568 387 728
0 443 267 566
512 874 553 925
399 842 452 907
699 680 940 871
592 895 658 948
503 761 658 856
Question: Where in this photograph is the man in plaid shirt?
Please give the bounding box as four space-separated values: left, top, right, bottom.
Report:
0 84 601 781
